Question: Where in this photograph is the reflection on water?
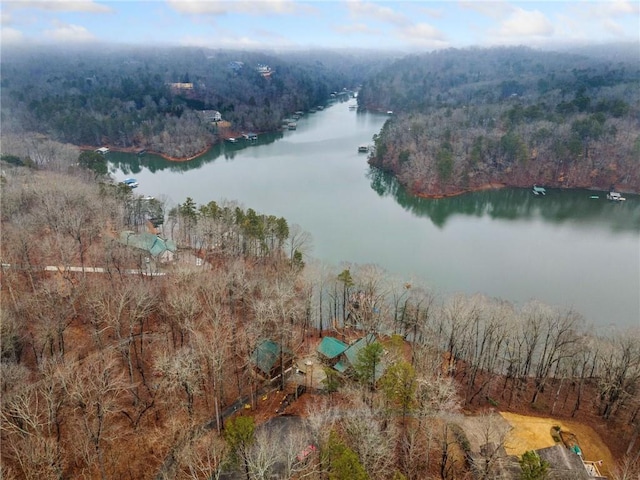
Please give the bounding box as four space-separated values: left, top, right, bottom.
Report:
108 131 285 175
367 167 640 233
107 102 638 328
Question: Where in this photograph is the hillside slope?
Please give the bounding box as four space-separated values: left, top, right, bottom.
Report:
360 45 640 197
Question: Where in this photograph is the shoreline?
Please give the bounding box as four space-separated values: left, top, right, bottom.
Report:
82 126 250 162
89 142 638 197
413 182 507 199
411 182 638 199
82 144 213 162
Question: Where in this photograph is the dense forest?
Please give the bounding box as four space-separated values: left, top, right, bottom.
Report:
359 45 640 196
1 44 639 479
1 156 639 479
0 45 395 158
3 44 638 195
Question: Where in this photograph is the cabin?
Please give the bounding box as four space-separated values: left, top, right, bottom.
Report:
250 339 294 379
167 82 193 92
333 333 380 376
316 336 349 368
118 231 176 263
201 110 222 122
317 333 385 380
256 64 273 78
228 61 244 72
95 147 110 155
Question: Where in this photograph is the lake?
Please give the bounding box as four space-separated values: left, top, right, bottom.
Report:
109 99 640 329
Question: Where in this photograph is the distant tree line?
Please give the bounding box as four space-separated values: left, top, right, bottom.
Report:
1 45 395 158
359 45 640 196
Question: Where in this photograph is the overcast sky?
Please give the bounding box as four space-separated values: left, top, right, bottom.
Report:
1 0 638 51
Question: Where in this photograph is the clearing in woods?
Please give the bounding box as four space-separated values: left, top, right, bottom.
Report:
499 412 615 477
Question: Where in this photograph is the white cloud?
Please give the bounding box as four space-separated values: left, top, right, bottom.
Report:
418 6 444 19
179 26 297 48
496 8 554 37
401 22 446 41
5 0 112 13
44 20 97 42
180 33 266 48
333 22 380 35
561 1 639 42
1 26 25 44
553 13 589 42
346 0 409 26
248 27 297 46
2 10 14 25
458 1 514 19
166 0 306 16
587 0 640 17
565 0 640 24
601 18 626 36
396 22 448 49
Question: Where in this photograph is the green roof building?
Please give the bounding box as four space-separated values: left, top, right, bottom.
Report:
119 231 176 258
326 333 384 380
343 333 377 368
316 336 349 360
250 339 293 377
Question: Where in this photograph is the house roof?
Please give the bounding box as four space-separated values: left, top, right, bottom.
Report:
343 333 376 367
536 445 592 480
250 339 292 376
328 333 384 380
333 360 348 373
119 231 176 257
317 336 348 359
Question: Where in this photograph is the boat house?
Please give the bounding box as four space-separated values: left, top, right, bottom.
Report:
243 132 258 141
607 191 626 201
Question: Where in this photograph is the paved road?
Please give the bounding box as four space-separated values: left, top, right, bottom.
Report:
1 263 167 276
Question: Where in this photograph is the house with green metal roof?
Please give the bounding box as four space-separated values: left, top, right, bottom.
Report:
119 231 176 261
250 339 294 379
316 336 348 364
329 333 384 381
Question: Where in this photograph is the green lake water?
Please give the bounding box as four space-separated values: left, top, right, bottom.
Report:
109 100 640 329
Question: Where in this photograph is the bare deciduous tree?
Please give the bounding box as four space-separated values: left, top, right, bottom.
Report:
468 412 512 480
342 398 398 479
1 385 61 479
154 346 203 418
64 354 129 480
177 430 227 480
